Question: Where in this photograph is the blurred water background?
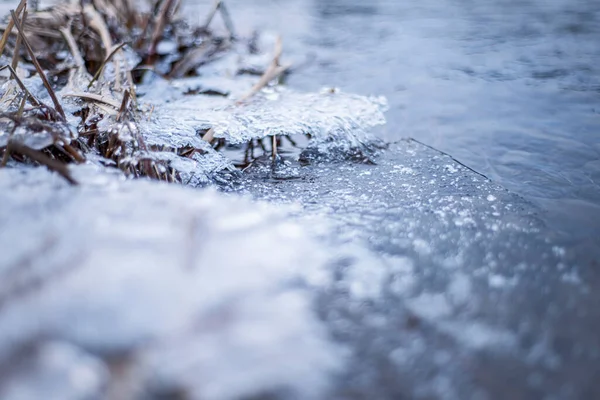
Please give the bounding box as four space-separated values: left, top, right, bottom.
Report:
186 0 600 245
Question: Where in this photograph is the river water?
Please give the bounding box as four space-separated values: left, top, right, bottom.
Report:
188 0 600 244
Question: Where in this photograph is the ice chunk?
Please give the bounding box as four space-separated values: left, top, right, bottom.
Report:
138 75 387 147
212 87 388 145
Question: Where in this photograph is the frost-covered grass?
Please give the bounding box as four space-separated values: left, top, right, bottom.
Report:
0 0 387 186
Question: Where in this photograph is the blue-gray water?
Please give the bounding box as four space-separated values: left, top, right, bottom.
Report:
190 0 600 245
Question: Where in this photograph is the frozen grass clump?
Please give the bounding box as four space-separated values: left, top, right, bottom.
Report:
0 0 387 185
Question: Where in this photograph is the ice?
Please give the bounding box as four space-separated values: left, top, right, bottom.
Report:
211 87 388 145
236 139 589 398
0 165 345 399
138 75 386 144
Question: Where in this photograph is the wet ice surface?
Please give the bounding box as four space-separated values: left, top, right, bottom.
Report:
0 166 348 400
233 140 600 399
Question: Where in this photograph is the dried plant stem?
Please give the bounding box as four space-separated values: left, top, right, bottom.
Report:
116 89 131 122
59 142 85 163
59 23 85 69
10 10 66 120
148 0 180 61
7 141 78 185
204 0 235 38
11 10 26 71
84 4 122 89
62 92 122 109
87 42 127 89
271 135 278 159
236 36 290 104
0 65 42 108
0 0 26 56
202 127 215 143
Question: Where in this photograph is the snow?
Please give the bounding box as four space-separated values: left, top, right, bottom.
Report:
0 165 343 399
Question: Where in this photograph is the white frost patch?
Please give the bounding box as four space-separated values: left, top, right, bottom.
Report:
0 165 342 400
406 293 453 320
446 273 473 307
439 321 516 350
412 238 432 255
392 165 415 175
488 274 513 288
407 290 515 351
444 164 458 174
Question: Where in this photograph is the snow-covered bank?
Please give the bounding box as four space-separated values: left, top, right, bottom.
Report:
0 165 344 399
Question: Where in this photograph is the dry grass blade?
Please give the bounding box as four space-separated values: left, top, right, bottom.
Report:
0 0 26 56
7 141 78 185
0 64 42 108
168 40 222 79
62 92 121 109
10 10 66 120
236 36 290 104
87 42 127 89
202 127 215 142
11 9 26 71
148 0 180 61
204 0 236 39
59 23 85 69
217 1 236 39
116 89 130 122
